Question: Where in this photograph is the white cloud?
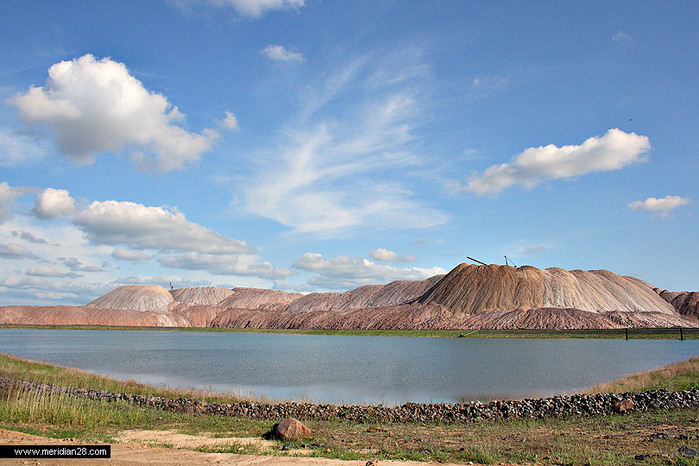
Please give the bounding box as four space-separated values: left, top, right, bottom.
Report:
293 252 446 290
220 111 238 130
0 181 31 222
0 128 49 166
73 200 250 254
0 243 39 259
612 31 632 42
115 274 207 288
261 44 305 63
32 188 75 220
241 53 449 236
111 247 150 262
208 0 305 17
369 248 417 263
628 195 690 217
158 251 294 279
7 54 218 172
463 129 651 196
27 265 80 278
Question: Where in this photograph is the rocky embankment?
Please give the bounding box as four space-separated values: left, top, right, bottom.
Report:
1 376 697 424
1 263 697 329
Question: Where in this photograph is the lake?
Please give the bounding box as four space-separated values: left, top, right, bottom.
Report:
1 329 697 405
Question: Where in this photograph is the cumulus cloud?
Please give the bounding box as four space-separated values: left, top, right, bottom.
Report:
7 54 222 172
111 247 150 262
628 195 690 217
158 251 294 279
32 188 75 220
73 200 250 254
462 129 651 196
220 111 238 130
368 248 417 263
293 252 446 290
261 45 305 63
0 243 39 259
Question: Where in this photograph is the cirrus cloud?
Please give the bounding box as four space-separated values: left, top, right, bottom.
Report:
461 129 651 196
7 54 226 172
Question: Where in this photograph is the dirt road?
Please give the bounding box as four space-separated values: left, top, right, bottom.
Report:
0 428 468 466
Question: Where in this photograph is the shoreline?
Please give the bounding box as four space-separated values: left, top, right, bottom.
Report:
2 353 698 464
2 324 697 339
3 374 699 425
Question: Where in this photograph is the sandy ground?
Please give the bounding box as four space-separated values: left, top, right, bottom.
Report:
0 428 470 466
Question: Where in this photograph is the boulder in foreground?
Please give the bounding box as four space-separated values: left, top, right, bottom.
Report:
269 418 312 440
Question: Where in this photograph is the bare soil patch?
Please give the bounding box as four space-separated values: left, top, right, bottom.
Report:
0 428 466 465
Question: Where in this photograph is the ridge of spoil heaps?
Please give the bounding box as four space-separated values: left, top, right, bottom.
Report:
1 263 697 329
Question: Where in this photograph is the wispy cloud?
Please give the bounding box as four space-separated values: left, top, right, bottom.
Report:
240 51 448 236
261 44 305 63
628 195 690 217
293 252 445 290
369 248 417 263
612 30 632 42
459 129 651 197
0 128 49 167
0 182 32 223
188 0 305 18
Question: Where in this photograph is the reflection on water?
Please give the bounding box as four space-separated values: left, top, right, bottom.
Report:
1 329 697 405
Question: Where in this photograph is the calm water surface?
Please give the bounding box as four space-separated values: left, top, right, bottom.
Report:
1 329 697 405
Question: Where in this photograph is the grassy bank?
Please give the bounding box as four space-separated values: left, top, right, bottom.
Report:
590 356 699 393
3 323 698 339
2 353 699 464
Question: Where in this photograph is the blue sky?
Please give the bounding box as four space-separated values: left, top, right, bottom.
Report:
0 0 696 305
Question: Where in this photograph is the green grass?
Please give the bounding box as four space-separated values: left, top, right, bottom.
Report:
2 352 699 464
590 356 699 393
3 323 697 339
0 352 270 404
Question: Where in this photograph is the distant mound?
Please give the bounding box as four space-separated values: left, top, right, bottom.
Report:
170 286 234 306
286 276 443 313
218 288 303 311
87 285 174 313
656 289 699 320
417 264 675 316
5 263 697 330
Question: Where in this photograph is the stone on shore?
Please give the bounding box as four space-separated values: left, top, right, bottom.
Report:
270 418 312 440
